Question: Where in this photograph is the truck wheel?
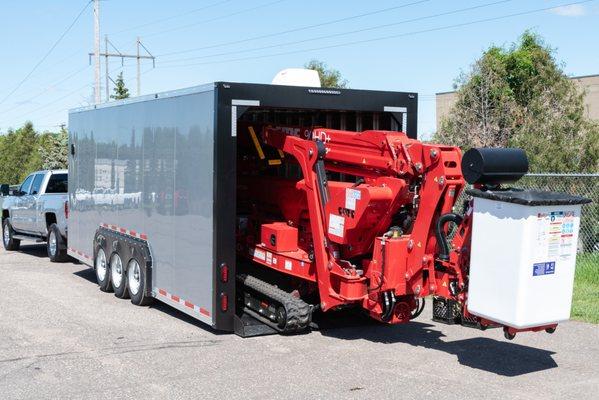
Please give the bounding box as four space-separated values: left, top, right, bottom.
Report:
127 256 153 306
47 223 68 262
110 252 129 299
95 246 112 292
2 219 20 251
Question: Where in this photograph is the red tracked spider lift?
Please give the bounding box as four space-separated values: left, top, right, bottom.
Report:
235 122 589 339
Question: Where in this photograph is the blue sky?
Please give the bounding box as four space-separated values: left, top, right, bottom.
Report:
0 0 598 139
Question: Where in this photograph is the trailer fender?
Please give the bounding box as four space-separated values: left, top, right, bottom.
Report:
95 226 153 298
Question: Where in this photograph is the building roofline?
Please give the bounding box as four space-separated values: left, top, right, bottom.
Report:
570 73 599 80
435 90 457 95
435 73 598 96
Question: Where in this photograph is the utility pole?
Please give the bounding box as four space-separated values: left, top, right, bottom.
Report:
93 0 100 103
105 35 109 101
136 37 141 96
89 38 155 102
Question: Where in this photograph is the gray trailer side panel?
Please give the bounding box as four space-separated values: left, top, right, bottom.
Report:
68 86 215 325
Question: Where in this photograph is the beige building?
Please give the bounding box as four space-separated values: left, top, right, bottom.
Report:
435 74 599 131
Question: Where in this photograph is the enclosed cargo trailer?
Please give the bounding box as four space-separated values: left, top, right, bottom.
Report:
67 82 417 334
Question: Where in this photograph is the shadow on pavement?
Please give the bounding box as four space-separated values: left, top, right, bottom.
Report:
319 315 558 377
13 243 47 258
73 267 97 283
148 301 228 336
71 266 226 336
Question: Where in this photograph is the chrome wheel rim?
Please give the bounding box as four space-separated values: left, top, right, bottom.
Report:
128 259 141 296
49 231 57 256
110 253 124 288
96 249 107 281
3 225 9 246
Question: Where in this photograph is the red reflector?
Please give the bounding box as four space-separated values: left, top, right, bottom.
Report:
220 293 228 312
220 263 229 283
64 201 69 219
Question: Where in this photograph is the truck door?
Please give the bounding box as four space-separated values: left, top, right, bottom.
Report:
21 173 45 233
10 174 34 231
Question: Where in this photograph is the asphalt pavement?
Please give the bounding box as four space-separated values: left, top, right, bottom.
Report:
1 244 598 399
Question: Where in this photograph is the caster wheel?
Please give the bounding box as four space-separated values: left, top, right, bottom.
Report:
503 327 516 340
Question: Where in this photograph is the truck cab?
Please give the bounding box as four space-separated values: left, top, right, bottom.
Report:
2 170 69 262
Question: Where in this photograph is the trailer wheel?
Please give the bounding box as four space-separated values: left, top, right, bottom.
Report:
95 246 112 292
128 256 153 306
47 223 68 262
110 252 129 299
2 219 20 251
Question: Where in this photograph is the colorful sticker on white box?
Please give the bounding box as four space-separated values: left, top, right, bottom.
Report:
536 211 573 259
328 214 345 238
345 188 361 211
559 210 576 259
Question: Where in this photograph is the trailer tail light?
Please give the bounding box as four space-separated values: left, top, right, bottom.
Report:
220 263 229 283
220 292 228 312
64 201 69 219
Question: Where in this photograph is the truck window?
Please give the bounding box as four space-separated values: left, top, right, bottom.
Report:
46 173 68 194
30 174 45 195
19 175 34 195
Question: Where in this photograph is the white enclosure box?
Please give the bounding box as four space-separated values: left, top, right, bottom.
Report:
467 189 590 329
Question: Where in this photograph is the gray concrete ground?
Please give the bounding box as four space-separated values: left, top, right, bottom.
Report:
1 244 598 400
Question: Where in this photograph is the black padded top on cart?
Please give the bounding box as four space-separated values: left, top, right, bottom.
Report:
466 188 592 206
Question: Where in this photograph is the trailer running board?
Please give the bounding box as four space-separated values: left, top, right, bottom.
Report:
236 274 313 336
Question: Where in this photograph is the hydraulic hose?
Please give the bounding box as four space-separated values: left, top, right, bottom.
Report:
410 298 426 320
435 213 463 261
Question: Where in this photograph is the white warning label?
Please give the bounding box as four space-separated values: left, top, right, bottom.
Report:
535 210 576 260
284 260 293 271
328 214 345 238
345 188 361 211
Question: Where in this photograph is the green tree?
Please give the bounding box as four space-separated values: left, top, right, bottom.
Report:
38 126 68 170
435 32 598 173
305 59 349 88
110 72 130 100
0 122 41 184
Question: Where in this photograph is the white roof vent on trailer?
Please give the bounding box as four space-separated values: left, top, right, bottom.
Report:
271 68 321 87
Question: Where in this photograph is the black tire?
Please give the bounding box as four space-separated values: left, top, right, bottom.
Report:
47 223 68 262
2 219 20 251
109 252 129 299
94 243 112 292
127 254 153 306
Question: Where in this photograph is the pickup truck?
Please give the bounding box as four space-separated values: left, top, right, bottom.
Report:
1 170 69 262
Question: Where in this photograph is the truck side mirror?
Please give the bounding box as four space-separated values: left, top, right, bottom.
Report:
0 184 8 196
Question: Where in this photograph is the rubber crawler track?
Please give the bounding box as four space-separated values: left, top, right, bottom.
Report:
238 274 312 333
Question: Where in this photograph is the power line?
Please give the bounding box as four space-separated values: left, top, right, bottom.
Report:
143 0 289 39
11 81 94 122
0 0 92 106
0 65 91 115
157 0 432 58
8 60 129 125
158 0 595 69
109 0 234 36
159 0 513 65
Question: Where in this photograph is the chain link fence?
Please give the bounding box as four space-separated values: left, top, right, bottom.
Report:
456 173 598 271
